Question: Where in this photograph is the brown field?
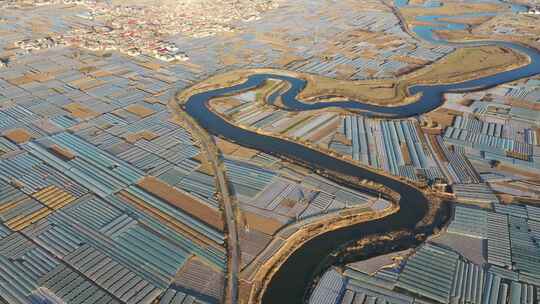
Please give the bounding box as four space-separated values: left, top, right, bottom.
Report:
239 280 256 304
138 177 225 231
197 163 216 177
216 137 262 159
143 96 163 104
401 2 505 21
89 70 113 78
192 152 215 176
297 74 402 105
401 143 412 165
7 72 56 85
29 17 51 34
403 45 529 85
125 104 156 118
78 66 97 74
358 48 380 59
124 130 159 143
437 16 493 26
220 53 241 66
3 128 33 144
70 77 106 91
6 75 34 86
63 102 97 119
48 144 76 161
243 210 283 236
275 53 305 67
510 98 540 111
216 137 241 155
434 30 472 42
232 147 260 159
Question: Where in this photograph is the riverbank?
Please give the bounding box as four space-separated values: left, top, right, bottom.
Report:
434 30 540 54
177 43 530 113
247 204 399 304
175 18 540 303
205 101 429 192
303 199 448 303
255 164 448 304
179 79 438 303
240 168 403 304
400 44 530 87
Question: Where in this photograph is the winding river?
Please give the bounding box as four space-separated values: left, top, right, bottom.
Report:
180 3 540 304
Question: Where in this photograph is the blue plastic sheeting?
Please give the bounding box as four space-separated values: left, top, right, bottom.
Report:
49 115 78 129
225 158 276 195
447 205 488 238
114 207 225 270
308 268 346 304
487 213 512 268
24 132 144 197
61 195 124 232
159 288 212 304
0 232 60 304
124 186 224 245
63 245 162 303
39 264 123 304
397 244 459 303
